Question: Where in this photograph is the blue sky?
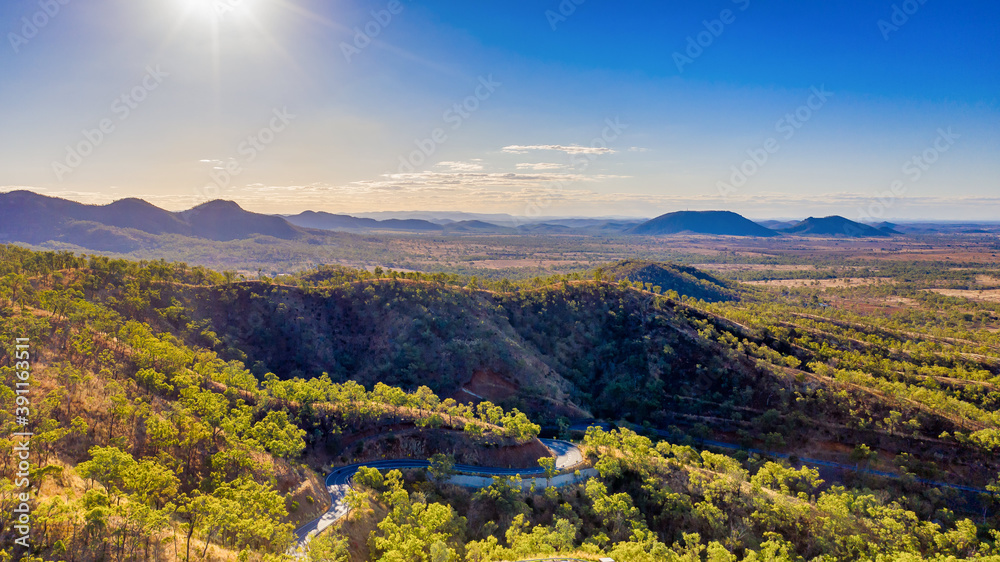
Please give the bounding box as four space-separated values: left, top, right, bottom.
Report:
1 0 997 219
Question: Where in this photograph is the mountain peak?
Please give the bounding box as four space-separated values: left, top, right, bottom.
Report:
605 259 739 302
1 189 47 199
187 199 245 212
179 199 302 241
106 197 162 210
780 215 890 237
629 210 779 237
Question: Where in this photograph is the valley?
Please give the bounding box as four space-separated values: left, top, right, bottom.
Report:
5 1 996 559
1 228 999 560
4 192 998 281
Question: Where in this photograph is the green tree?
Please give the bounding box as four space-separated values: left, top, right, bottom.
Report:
308 533 350 562
539 456 557 483
76 446 137 500
428 453 456 484
849 443 878 470
248 410 307 458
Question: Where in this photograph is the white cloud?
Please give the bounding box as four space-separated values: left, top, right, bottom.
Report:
628 147 651 153
502 144 616 156
516 162 568 171
360 171 627 191
165 171 632 212
436 160 485 172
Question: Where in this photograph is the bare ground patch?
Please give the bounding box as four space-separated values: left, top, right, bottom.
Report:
745 277 893 289
929 289 1000 303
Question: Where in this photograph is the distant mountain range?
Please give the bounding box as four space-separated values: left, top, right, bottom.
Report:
757 219 801 230
0 192 928 256
0 191 309 250
778 216 898 237
283 210 643 234
285 211 446 232
628 211 906 238
348 211 642 227
628 211 780 237
283 208 899 238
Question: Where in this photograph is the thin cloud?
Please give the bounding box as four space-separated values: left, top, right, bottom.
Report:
364 171 627 190
436 160 485 172
502 144 616 156
516 163 568 171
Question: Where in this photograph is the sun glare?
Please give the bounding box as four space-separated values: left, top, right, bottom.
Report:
180 0 257 21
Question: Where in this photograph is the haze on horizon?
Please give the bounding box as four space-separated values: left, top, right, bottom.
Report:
1 0 997 221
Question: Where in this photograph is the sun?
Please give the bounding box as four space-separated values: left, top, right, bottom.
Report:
179 0 258 21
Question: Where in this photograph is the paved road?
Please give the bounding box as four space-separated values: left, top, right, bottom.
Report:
514 559 594 562
291 439 587 554
569 422 988 494
546 438 584 469
293 424 987 555
694 437 987 494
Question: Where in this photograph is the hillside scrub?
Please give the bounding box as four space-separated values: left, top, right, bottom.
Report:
329 427 1000 561
3 246 1000 560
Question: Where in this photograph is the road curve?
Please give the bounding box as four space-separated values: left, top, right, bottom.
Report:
569 422 988 495
291 439 588 553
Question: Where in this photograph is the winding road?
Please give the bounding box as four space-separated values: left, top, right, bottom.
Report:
568 422 989 494
291 439 591 553
292 424 988 555
693 436 988 494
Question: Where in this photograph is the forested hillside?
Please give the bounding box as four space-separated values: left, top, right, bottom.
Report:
0 247 540 561
163 270 743 422
1 245 999 561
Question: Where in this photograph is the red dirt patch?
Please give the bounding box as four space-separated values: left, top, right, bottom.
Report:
472 438 554 469
316 426 554 470
452 370 519 404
